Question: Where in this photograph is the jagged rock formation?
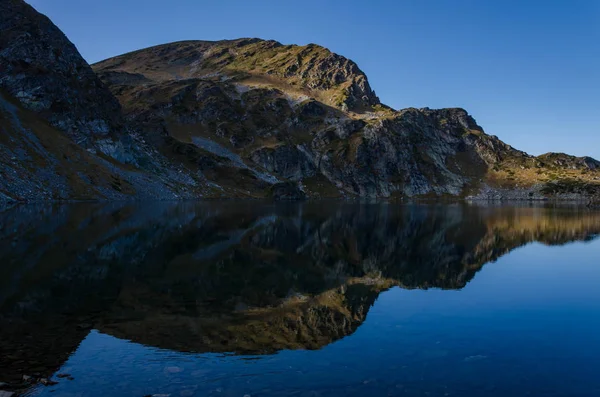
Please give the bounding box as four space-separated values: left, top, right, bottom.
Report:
0 0 214 202
0 0 122 144
93 40 600 199
1 0 599 201
2 202 600 382
0 92 213 201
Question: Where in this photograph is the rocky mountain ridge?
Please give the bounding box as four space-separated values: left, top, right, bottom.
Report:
94 39 600 199
1 0 599 202
94 38 380 111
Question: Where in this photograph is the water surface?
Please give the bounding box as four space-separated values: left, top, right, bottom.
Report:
1 202 600 396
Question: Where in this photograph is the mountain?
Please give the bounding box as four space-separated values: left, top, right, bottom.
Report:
0 0 122 144
0 0 212 203
93 39 600 199
1 0 599 202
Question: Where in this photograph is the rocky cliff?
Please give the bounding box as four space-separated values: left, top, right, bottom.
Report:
93 39 600 199
0 0 216 202
0 0 122 144
1 0 599 202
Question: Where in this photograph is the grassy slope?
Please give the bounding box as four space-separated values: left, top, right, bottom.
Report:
93 39 378 112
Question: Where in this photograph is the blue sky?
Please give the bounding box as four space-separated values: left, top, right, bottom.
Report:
28 0 600 158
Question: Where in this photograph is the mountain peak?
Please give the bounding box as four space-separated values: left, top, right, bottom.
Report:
93 38 380 111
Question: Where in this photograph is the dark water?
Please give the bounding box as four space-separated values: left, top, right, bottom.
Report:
1 202 600 397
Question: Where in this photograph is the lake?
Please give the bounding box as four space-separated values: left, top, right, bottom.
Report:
1 202 600 397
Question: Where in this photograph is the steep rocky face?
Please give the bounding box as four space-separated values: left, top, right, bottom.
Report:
0 87 216 202
96 49 466 198
94 40 600 199
0 0 123 145
0 0 219 202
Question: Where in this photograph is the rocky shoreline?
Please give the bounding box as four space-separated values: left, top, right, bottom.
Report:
465 184 599 202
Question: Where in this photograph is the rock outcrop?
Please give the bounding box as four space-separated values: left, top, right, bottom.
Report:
0 0 213 201
0 0 122 145
93 39 600 199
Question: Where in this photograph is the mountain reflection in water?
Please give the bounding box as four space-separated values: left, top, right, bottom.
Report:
1 202 600 396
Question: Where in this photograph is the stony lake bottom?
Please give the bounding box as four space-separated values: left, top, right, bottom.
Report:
1 201 600 397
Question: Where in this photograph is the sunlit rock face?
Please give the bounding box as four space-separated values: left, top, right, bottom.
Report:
93 42 493 198
93 40 600 199
2 202 600 385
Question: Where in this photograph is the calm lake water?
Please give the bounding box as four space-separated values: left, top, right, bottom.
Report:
1 202 600 397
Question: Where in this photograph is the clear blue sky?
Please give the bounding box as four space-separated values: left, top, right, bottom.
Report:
28 0 600 159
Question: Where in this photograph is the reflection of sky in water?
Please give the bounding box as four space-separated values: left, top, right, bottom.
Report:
28 240 600 397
